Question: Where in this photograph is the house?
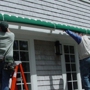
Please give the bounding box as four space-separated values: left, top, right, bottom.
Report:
0 0 90 90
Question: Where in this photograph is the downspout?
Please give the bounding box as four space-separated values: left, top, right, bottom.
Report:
0 14 90 34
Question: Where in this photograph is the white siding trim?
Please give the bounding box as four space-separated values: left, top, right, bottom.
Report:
29 38 38 90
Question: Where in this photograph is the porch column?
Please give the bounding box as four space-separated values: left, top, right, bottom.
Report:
75 45 82 90
29 38 38 90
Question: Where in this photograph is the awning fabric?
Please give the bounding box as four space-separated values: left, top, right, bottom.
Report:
0 14 90 34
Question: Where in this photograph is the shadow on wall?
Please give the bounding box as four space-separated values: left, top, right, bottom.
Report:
49 75 64 90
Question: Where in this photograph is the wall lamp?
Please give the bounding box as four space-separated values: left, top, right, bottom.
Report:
55 41 62 55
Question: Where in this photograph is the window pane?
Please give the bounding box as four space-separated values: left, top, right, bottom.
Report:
70 55 75 62
13 51 19 61
72 73 77 80
71 64 76 71
20 52 29 61
23 84 31 90
66 64 71 71
19 41 28 50
24 73 31 82
65 55 70 62
68 82 72 90
14 40 18 50
22 62 30 72
27 84 31 90
67 73 72 81
17 73 21 83
16 85 21 90
64 45 69 53
73 82 78 89
70 46 74 54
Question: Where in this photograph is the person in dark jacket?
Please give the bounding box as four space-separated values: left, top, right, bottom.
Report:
0 21 15 90
66 30 90 90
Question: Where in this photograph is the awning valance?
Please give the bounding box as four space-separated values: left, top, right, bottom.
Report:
0 14 90 34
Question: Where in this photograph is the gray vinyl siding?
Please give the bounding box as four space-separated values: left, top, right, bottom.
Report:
34 40 63 90
0 0 90 29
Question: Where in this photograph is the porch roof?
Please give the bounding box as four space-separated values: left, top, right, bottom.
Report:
0 13 90 34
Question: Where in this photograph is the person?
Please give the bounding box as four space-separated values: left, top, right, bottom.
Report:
66 30 90 90
0 21 15 90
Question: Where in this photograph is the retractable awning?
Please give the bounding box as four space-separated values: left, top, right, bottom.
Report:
0 14 90 34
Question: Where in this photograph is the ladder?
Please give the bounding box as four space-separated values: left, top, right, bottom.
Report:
9 61 29 90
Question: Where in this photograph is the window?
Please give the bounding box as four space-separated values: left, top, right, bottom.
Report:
13 40 31 90
64 45 78 90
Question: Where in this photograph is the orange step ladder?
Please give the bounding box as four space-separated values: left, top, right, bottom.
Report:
9 61 29 90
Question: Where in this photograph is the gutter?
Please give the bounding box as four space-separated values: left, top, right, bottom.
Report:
0 14 90 34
